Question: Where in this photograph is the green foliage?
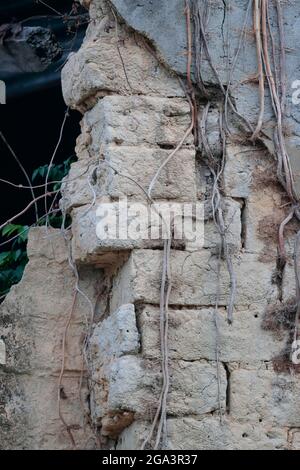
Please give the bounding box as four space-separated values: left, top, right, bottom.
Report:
0 157 75 299
32 156 74 191
0 224 29 297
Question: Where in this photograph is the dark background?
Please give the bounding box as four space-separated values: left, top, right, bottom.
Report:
0 0 87 231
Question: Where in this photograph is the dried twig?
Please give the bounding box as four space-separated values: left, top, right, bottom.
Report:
0 131 39 222
44 108 69 226
36 0 63 17
0 191 57 232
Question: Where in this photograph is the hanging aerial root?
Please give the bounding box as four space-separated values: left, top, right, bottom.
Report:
57 290 78 449
293 230 300 347
192 0 253 134
260 0 294 201
251 0 265 141
189 0 299 370
184 0 198 143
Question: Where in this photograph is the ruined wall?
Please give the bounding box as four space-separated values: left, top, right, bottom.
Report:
0 228 103 449
1 0 300 450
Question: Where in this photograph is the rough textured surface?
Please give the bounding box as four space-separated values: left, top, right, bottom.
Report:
110 0 189 76
109 357 226 416
110 0 300 138
2 0 300 451
89 304 140 364
110 249 277 311
116 417 288 450
61 16 184 111
223 145 267 199
78 95 193 151
91 353 227 425
204 198 241 252
0 228 101 449
71 199 206 265
138 306 287 364
99 145 196 201
61 94 196 211
89 304 141 437
230 368 300 427
0 340 5 365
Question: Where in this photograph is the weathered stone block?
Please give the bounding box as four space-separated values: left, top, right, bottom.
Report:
198 105 222 157
0 228 99 449
230 368 300 428
21 375 93 450
60 159 98 212
63 145 197 212
27 227 68 263
166 416 287 450
282 261 296 302
62 94 196 211
91 355 226 421
244 188 283 258
0 340 5 365
99 145 196 201
89 304 140 366
71 200 205 265
139 306 286 363
289 429 300 450
1 228 103 373
89 304 140 428
116 416 287 450
204 198 242 252
109 0 300 140
78 95 193 153
110 0 191 79
71 201 164 264
62 33 183 110
108 0 258 100
223 145 266 198
111 249 277 311
0 371 94 450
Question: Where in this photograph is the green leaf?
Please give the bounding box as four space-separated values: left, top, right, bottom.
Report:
0 252 11 265
17 226 29 243
12 249 22 261
32 168 39 181
53 182 61 191
2 224 24 238
14 264 25 282
32 164 48 181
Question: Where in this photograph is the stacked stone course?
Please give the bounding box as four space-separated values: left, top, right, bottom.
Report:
1 0 300 450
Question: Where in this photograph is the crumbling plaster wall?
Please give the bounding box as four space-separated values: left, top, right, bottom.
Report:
1 0 300 450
